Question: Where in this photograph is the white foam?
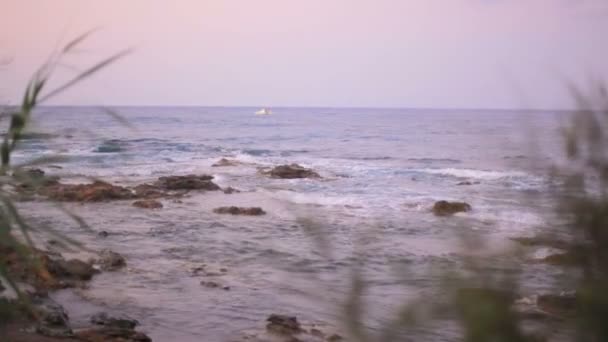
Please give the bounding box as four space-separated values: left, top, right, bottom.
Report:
412 168 531 181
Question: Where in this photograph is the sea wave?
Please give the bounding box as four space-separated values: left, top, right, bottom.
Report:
411 168 530 181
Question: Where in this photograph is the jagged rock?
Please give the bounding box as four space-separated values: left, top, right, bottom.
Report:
432 200 471 216
213 206 266 216
132 200 163 209
98 250 126 271
90 312 139 329
266 314 302 335
41 181 135 202
155 174 220 191
265 164 320 179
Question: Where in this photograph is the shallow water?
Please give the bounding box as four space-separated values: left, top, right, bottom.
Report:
17 107 570 341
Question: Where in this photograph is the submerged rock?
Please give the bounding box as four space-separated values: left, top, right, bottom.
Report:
510 236 572 250
432 200 472 216
132 199 163 209
212 158 240 167
266 314 302 335
155 174 220 191
223 186 240 194
265 164 320 179
540 251 583 266
90 312 139 329
98 250 126 271
213 206 266 216
41 181 135 202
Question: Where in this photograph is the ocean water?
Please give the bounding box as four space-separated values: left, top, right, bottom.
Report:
17 107 568 341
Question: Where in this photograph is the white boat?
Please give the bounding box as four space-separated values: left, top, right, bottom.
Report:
255 108 272 115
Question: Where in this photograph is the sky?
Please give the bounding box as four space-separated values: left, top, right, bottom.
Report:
1 0 607 109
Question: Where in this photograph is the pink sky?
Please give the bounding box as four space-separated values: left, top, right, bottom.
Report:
1 0 607 108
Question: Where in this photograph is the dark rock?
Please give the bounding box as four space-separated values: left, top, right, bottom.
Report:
266 314 302 335
132 199 163 209
432 200 472 216
33 297 73 338
213 206 266 216
510 236 573 250
456 181 479 186
74 327 151 342
155 174 220 191
265 164 320 179
327 334 344 341
310 328 324 337
223 187 240 194
49 259 98 281
98 250 126 271
540 251 583 266
537 292 577 317
98 231 109 238
41 181 135 202
90 312 139 329
201 281 220 288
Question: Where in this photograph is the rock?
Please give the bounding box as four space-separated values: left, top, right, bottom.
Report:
212 158 240 167
132 199 163 209
98 231 109 238
200 281 230 290
90 312 139 329
74 327 151 342
213 206 266 216
49 259 98 281
510 236 573 250
131 184 164 199
98 250 126 271
265 164 320 179
540 251 583 266
41 181 135 202
537 292 577 317
266 314 302 335
327 334 344 341
155 174 220 191
223 187 240 194
33 297 73 338
310 328 324 337
432 200 472 216
456 181 473 186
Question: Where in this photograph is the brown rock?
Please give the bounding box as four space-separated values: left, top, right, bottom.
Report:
131 184 164 199
327 334 344 341
98 250 126 271
155 174 220 191
432 200 472 216
41 181 134 202
266 314 302 335
74 327 151 342
537 292 577 317
540 251 583 266
213 206 266 216
49 259 98 281
132 200 163 209
265 164 320 179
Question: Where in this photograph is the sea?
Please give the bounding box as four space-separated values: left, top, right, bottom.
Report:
13 106 571 341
